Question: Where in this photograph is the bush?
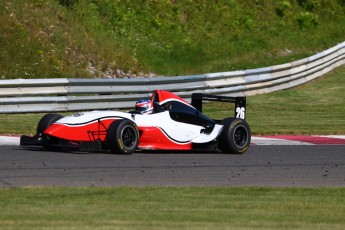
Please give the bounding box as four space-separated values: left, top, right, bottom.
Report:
276 1 292 17
297 0 321 11
58 0 78 8
297 11 319 29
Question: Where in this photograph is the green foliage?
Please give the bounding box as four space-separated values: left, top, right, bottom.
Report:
0 0 344 78
58 0 78 8
297 0 321 11
276 1 292 17
297 11 319 29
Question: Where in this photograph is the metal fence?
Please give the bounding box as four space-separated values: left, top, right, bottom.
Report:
1 41 344 113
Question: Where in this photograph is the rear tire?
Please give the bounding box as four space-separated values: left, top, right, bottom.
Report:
218 118 251 154
106 119 139 154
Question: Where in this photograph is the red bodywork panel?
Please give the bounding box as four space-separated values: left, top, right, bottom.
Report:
43 90 194 150
138 127 192 150
44 118 116 142
45 122 192 150
152 90 189 104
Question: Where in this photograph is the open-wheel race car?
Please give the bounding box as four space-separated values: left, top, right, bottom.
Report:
20 90 251 154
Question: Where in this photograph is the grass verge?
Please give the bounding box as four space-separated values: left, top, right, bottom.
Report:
205 65 345 135
0 187 344 230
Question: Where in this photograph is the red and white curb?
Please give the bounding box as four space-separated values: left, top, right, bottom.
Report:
1 135 345 146
0 136 20 146
251 135 345 145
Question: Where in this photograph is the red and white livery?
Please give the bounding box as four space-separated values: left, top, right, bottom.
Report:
21 90 251 154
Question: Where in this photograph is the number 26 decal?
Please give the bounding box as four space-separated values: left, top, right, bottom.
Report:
236 107 246 119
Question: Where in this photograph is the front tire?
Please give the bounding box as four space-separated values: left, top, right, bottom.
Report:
37 113 64 135
106 119 139 154
218 118 251 154
36 113 64 149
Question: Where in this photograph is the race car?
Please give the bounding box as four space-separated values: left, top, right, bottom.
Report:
20 90 251 154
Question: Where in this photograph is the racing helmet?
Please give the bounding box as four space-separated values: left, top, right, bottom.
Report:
135 99 153 114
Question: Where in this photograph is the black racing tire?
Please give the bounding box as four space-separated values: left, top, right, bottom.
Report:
36 113 64 135
106 119 139 154
36 113 64 149
218 118 251 154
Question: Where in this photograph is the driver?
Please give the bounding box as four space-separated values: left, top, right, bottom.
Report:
134 99 153 114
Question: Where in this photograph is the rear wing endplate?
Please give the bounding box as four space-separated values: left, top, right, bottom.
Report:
191 93 247 120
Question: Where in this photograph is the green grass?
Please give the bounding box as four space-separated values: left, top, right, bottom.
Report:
246 68 345 135
1 65 345 135
204 65 345 135
0 0 344 78
0 0 142 79
0 187 344 229
0 112 71 135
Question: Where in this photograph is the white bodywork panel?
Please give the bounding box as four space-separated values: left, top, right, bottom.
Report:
192 125 223 143
56 110 222 143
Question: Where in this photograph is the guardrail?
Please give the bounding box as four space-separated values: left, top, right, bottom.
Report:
1 41 344 113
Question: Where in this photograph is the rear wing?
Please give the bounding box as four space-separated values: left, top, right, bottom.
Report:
191 93 247 120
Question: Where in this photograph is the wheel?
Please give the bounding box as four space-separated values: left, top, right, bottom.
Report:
37 113 64 135
218 118 251 154
36 113 64 149
106 119 139 154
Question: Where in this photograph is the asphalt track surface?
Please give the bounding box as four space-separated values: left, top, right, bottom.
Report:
1 144 344 188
